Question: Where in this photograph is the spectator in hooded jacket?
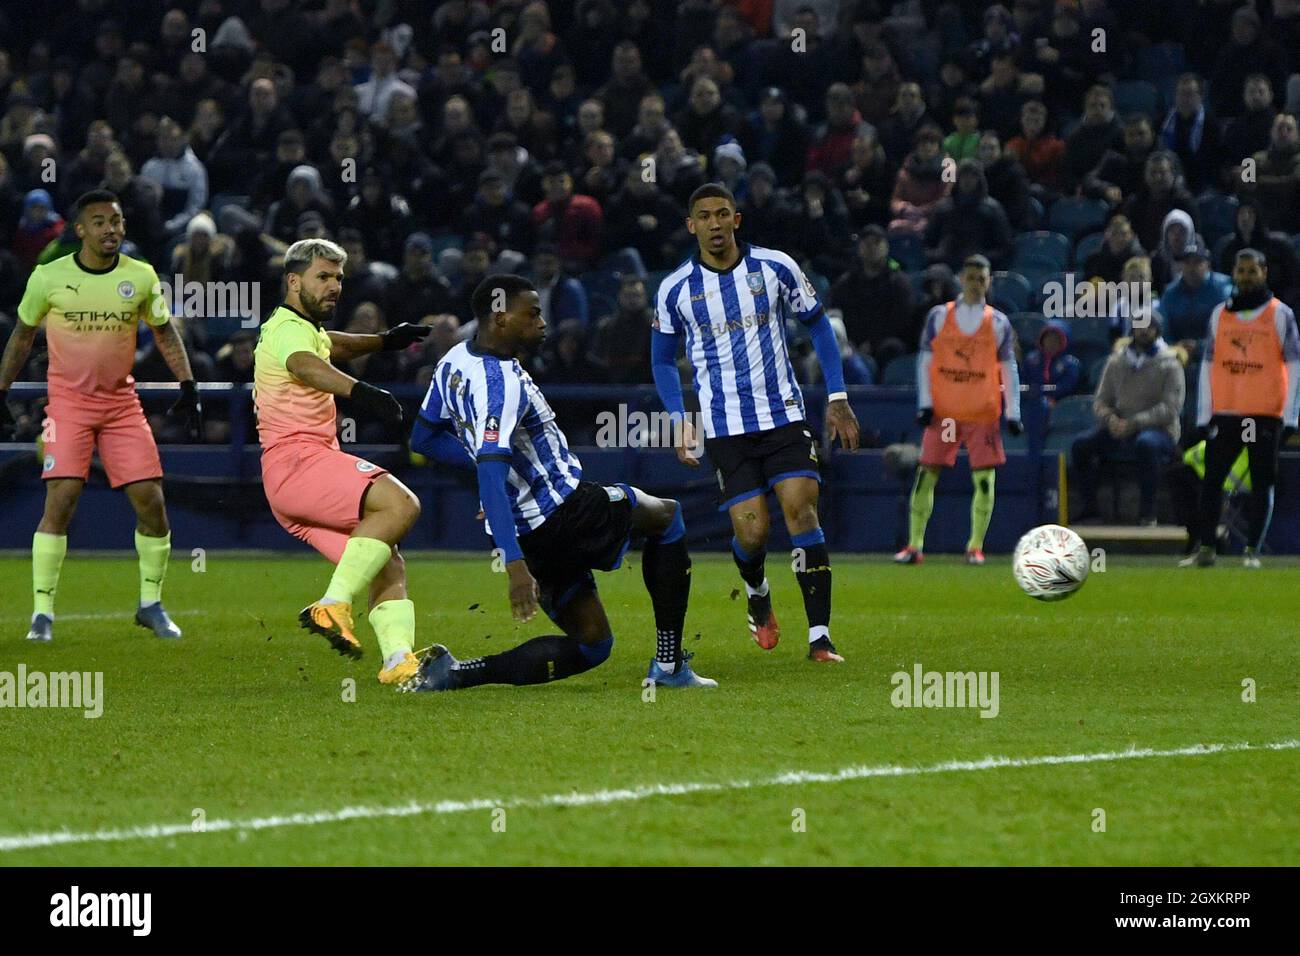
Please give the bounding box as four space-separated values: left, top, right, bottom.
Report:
1150 207 1203 294
11 188 63 272
924 159 1013 271
1022 320 1082 411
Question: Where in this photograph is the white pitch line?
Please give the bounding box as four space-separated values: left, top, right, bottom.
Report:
0 609 202 624
1 739 1295 854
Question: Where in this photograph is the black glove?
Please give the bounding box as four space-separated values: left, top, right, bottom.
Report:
351 381 404 425
0 390 13 440
1007 419 1024 436
381 323 432 351
916 407 933 428
168 380 203 441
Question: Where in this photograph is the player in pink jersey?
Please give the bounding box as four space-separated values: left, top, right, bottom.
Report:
253 238 432 686
0 190 203 642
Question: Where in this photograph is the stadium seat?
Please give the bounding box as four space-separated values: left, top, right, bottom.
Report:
1074 232 1104 270
1013 231 1071 269
1196 193 1239 247
1113 80 1161 120
1032 270 1071 311
1027 196 1045 229
990 271 1031 313
1068 315 1111 347
1011 312 1047 350
880 353 918 386
886 231 926 272
1044 394 1099 453
1011 253 1062 292
1046 198 1108 242
1132 42 1186 84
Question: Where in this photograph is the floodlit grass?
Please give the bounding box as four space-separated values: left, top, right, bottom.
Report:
0 552 1296 865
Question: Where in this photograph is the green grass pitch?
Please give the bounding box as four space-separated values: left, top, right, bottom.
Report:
0 551 1296 866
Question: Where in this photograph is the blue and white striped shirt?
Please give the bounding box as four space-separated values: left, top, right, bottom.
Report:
420 341 582 536
654 243 819 438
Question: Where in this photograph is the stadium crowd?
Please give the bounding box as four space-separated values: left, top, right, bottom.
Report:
1 0 1300 457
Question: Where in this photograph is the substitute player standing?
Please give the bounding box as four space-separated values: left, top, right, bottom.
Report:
1181 248 1300 568
253 238 431 685
895 255 1022 565
652 183 859 663
0 189 202 642
407 274 713 690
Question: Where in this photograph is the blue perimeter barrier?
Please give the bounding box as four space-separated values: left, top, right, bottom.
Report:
2 382 1296 554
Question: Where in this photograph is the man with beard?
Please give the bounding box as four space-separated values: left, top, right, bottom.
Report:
252 238 432 686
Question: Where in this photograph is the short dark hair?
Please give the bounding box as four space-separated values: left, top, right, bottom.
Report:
472 275 536 320
1235 248 1268 268
962 254 992 273
74 189 120 218
689 182 736 213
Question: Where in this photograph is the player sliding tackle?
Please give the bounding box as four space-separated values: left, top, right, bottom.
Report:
0 189 203 643
652 183 859 663
252 238 431 685
406 275 713 691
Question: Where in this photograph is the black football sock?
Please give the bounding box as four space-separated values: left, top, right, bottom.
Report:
451 635 609 687
792 530 832 643
643 503 691 667
731 536 768 593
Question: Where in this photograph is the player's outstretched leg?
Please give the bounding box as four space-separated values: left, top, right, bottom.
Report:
404 588 613 692
728 495 778 649
300 475 420 659
895 466 937 564
368 549 421 685
775 477 841 663
633 491 715 688
27 479 80 642
124 479 182 638
966 468 995 565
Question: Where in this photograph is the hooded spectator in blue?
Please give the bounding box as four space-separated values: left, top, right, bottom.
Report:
13 188 64 271
1023 320 1082 411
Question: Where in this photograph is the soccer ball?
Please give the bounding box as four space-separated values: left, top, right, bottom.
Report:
1012 524 1090 601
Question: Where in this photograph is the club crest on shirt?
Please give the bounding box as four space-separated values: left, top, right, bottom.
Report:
117 281 135 299
355 460 377 473
745 272 764 294
43 454 55 472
